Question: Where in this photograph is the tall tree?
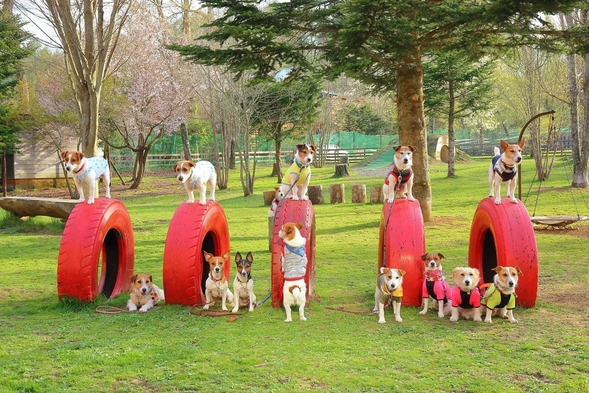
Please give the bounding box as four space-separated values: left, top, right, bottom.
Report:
170 0 582 221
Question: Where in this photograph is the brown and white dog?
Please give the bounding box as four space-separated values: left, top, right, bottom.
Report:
373 267 406 323
280 144 317 201
127 273 165 312
173 160 217 205
383 145 416 203
419 253 452 317
450 267 482 322
203 251 234 311
488 139 525 205
232 252 256 313
268 187 284 217
481 266 522 323
279 222 308 322
61 150 111 204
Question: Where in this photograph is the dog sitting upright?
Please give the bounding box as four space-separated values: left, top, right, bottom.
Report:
481 265 522 323
449 267 482 322
373 267 406 323
173 160 217 205
203 251 234 311
382 145 416 203
127 273 165 313
279 222 308 322
489 139 525 205
232 252 256 313
419 253 452 317
267 187 284 217
280 144 316 201
61 150 111 204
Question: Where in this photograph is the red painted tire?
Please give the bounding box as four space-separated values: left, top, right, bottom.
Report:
57 199 134 301
270 199 316 308
163 201 231 306
378 199 425 306
468 198 538 308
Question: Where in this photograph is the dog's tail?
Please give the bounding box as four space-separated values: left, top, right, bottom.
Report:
289 285 305 303
493 146 500 157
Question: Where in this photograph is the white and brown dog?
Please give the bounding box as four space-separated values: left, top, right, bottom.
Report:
450 267 482 322
383 145 416 203
279 222 308 322
489 139 525 205
280 144 316 201
203 251 234 311
127 273 165 313
267 187 284 217
173 160 217 205
61 150 111 204
373 267 406 323
419 253 452 317
232 252 256 313
481 265 522 323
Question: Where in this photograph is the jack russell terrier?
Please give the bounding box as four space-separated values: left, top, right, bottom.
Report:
373 267 406 323
481 265 522 323
280 144 316 201
450 267 482 322
61 150 111 204
488 139 525 205
419 253 452 318
173 160 217 205
279 222 308 322
383 145 416 203
203 251 234 311
232 252 257 313
127 274 165 313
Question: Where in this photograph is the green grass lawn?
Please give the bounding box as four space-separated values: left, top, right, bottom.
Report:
1 156 588 392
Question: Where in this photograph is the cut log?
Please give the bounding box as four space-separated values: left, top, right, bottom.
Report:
263 190 276 206
307 185 324 205
0 197 78 219
330 184 345 204
370 186 384 204
334 163 349 177
352 184 366 203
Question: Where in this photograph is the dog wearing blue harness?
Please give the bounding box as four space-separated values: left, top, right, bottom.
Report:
174 160 217 205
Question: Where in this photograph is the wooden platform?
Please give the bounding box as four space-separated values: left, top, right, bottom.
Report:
0 197 78 219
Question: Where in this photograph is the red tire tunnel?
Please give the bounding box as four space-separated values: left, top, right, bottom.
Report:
163 201 231 306
378 198 425 307
57 199 134 301
270 199 316 308
468 198 538 308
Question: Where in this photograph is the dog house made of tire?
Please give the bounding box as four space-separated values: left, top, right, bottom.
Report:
378 199 425 307
468 198 538 308
270 199 316 308
163 201 231 306
57 199 134 301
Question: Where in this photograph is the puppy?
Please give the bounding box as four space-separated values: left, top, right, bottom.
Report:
372 267 406 323
268 187 284 217
488 139 525 205
450 267 482 322
127 273 165 313
383 145 416 203
419 253 452 317
232 252 256 313
280 144 317 201
61 150 111 204
203 251 234 311
173 160 217 205
482 265 522 323
279 222 308 322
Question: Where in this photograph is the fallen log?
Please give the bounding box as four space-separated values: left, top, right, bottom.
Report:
0 197 78 220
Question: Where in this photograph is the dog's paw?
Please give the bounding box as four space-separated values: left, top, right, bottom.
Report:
284 318 292 322
437 312 445 318
248 306 254 312
127 304 137 312
509 318 518 324
232 307 239 313
510 198 518 204
221 306 228 311
494 198 502 205
377 319 386 324
202 304 210 310
87 199 95 205
450 316 458 322
187 200 195 204
199 200 207 205
371 309 378 314
484 318 492 323
300 316 307 321
474 317 482 322
408 197 416 202
419 309 427 315
139 306 149 312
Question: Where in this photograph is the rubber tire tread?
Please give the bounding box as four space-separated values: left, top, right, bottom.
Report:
163 201 230 306
57 199 134 301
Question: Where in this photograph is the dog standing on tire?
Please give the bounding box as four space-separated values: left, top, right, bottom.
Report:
61 150 111 205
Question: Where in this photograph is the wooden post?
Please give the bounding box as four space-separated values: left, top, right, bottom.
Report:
330 184 345 204
268 216 274 251
308 185 324 205
352 184 366 203
263 190 276 206
334 163 349 177
370 186 384 204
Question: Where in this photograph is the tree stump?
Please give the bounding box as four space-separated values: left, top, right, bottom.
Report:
352 184 366 203
334 163 349 177
263 190 277 206
330 184 345 204
340 156 350 165
307 185 324 205
370 186 384 204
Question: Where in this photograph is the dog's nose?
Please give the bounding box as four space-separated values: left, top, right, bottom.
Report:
403 158 409 163
214 267 220 272
305 157 311 162
516 157 522 163
465 280 471 286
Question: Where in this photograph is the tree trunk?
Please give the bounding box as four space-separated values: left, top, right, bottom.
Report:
180 122 191 160
447 79 456 178
397 52 432 222
274 139 283 183
130 148 148 189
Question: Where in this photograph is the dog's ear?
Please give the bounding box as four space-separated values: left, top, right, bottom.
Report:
61 151 68 160
295 222 303 229
222 250 231 261
130 274 137 283
148 275 153 282
173 162 179 172
203 251 212 262
393 145 401 152
187 160 196 167
295 143 306 151
408 146 416 152
437 253 445 260
397 269 406 276
491 265 503 273
235 252 242 263
518 139 525 149
309 144 317 152
515 266 523 276
420 254 428 261
246 252 253 263
500 140 509 151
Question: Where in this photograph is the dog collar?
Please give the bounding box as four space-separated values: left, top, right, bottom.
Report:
73 162 86 174
500 160 515 171
294 158 309 170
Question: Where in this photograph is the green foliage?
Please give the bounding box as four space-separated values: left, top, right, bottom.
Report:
339 104 389 135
